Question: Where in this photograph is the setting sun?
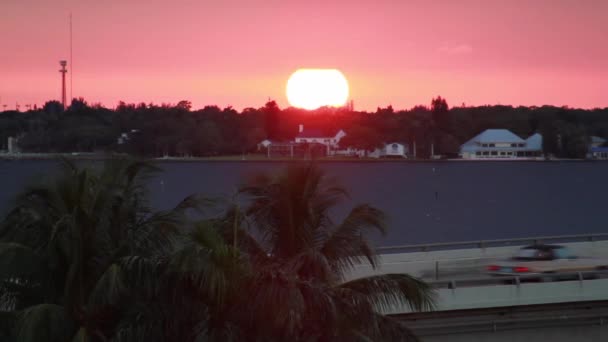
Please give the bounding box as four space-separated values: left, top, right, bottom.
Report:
286 69 349 110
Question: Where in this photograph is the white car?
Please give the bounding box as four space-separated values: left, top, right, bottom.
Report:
487 244 608 277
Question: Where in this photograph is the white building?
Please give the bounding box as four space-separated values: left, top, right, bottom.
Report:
587 136 607 160
257 139 273 151
364 142 409 159
590 136 606 148
382 142 408 158
260 125 348 157
459 129 543 159
589 147 608 160
294 125 346 148
333 147 366 157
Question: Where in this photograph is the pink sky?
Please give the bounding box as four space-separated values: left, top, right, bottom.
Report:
2 0 607 111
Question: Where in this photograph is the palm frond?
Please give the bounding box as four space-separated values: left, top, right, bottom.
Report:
87 263 126 308
245 266 307 338
0 185 60 250
111 292 208 341
240 162 350 260
13 304 75 342
0 243 46 280
338 274 435 313
0 310 16 341
0 243 49 311
321 204 387 274
167 221 245 306
116 256 165 302
214 205 269 267
70 327 87 342
289 248 334 282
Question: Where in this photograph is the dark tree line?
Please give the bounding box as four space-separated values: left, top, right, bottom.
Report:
1 97 607 158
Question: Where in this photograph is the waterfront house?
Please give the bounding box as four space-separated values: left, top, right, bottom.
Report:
333 147 366 157
265 141 299 157
294 125 346 148
589 147 608 160
587 136 607 160
590 136 607 149
525 133 543 153
257 139 273 151
381 142 408 158
363 142 409 159
261 125 348 158
459 129 543 159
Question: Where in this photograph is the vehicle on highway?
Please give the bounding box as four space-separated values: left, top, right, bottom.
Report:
486 244 608 279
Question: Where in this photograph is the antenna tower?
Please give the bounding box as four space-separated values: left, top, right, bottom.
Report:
69 12 73 102
59 61 67 109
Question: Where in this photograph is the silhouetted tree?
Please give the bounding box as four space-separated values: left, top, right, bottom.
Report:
431 96 449 130
436 133 461 156
559 123 589 158
43 100 63 114
376 105 394 115
234 163 435 340
68 97 89 111
177 100 192 111
0 159 203 341
339 125 384 151
262 100 280 140
430 96 450 155
540 121 559 157
3 96 608 159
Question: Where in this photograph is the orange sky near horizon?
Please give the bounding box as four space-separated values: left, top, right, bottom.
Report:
1 0 607 111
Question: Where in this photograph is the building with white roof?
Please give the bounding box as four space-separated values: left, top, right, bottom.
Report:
589 147 608 160
590 136 606 149
587 136 608 160
460 129 543 159
260 124 347 158
364 142 409 159
382 142 408 158
294 124 346 148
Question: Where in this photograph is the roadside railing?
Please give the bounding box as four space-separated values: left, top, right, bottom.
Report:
396 300 608 336
429 270 608 289
377 233 608 254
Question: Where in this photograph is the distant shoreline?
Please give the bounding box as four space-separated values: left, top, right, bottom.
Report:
0 152 598 163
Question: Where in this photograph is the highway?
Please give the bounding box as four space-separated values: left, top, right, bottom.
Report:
347 234 608 282
346 234 608 319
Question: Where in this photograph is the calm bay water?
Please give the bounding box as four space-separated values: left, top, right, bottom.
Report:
1 159 607 246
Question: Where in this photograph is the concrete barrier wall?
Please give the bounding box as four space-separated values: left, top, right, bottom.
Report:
423 325 608 342
346 240 608 281
384 278 608 314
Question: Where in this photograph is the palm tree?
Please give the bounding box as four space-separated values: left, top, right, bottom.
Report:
112 218 248 342
0 159 434 341
0 158 204 341
228 162 435 341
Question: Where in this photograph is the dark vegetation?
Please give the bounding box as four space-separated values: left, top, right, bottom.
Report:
1 97 607 159
0 160 435 341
